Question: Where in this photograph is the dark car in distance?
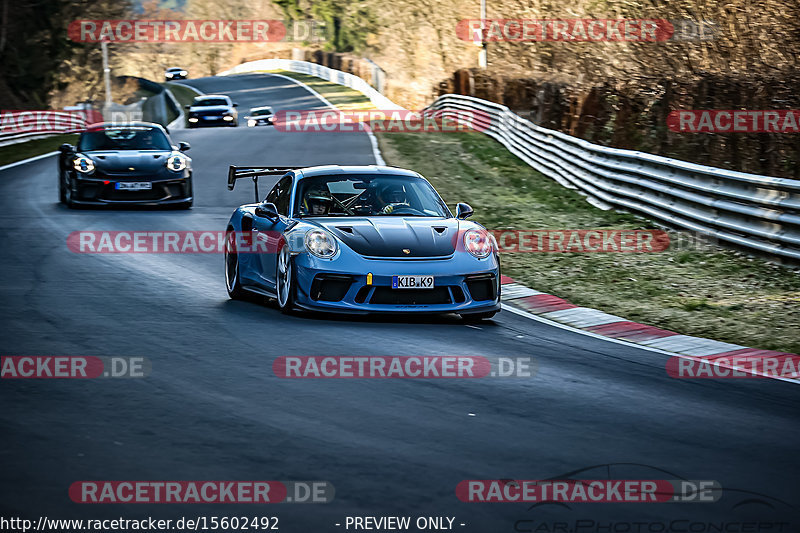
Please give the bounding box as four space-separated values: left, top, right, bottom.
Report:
58 122 193 208
186 95 239 128
245 106 274 127
164 67 188 80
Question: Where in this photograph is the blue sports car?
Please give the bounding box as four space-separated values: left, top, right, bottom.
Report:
224 165 500 320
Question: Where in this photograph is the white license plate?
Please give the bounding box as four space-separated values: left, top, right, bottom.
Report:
392 275 434 289
115 182 152 191
203 116 220 120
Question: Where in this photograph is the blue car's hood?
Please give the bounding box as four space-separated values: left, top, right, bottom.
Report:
311 217 460 258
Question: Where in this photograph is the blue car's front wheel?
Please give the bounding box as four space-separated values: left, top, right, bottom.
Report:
276 245 296 314
225 230 246 300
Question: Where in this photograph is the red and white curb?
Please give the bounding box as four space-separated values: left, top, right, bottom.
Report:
499 275 800 383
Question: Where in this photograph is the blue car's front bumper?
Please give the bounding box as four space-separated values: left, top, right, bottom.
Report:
291 252 500 315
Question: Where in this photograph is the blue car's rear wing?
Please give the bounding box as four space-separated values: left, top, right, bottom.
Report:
227 166 296 202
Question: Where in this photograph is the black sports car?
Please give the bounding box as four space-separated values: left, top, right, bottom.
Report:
58 122 193 208
186 95 239 127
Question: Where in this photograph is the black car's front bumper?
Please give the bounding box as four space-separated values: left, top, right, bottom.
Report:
68 174 192 206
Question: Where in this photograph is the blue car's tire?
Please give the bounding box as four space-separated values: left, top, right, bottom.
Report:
276 245 296 314
225 230 246 300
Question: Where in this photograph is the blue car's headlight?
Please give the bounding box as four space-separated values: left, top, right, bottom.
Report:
72 154 95 174
166 153 187 172
304 229 337 258
464 229 493 258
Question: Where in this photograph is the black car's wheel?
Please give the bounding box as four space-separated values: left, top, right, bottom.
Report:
276 245 296 314
460 311 497 322
224 230 246 300
61 173 76 208
177 178 193 209
59 171 66 204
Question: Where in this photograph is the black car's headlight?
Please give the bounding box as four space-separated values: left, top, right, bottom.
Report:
464 229 493 258
166 153 188 172
304 229 337 258
72 154 95 174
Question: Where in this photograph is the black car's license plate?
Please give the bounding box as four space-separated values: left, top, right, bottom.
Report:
115 182 152 191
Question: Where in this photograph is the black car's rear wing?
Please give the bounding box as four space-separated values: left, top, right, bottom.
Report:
227 166 296 202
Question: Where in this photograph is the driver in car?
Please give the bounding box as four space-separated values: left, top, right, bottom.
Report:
377 183 411 214
139 130 157 149
303 185 333 216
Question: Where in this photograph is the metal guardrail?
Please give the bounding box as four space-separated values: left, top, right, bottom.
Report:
139 81 181 128
426 94 800 261
218 59 403 110
165 82 203 130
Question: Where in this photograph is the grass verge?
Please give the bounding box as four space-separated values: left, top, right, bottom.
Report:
376 130 800 354
0 134 79 168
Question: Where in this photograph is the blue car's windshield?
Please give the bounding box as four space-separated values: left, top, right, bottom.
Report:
78 126 171 151
295 174 451 218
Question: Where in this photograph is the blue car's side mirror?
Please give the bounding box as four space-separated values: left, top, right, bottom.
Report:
456 202 474 219
255 201 279 220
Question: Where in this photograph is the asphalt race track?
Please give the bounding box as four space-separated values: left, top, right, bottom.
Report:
1 73 798 531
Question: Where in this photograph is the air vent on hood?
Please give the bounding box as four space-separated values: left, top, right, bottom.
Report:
336 226 354 234
433 226 447 234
